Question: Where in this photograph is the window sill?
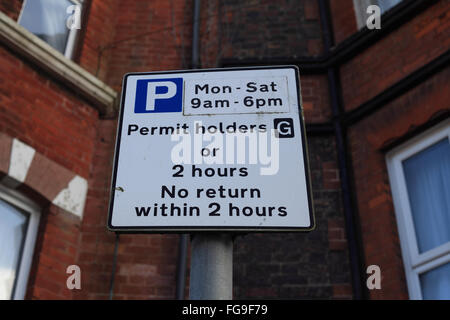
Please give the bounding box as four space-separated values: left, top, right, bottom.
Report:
0 11 117 117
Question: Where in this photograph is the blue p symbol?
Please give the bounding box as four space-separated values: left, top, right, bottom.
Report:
135 78 183 113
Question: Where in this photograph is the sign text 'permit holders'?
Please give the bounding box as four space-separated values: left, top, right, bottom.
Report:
108 66 315 233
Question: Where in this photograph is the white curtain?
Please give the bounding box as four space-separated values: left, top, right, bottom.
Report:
420 263 450 300
19 0 72 54
377 0 402 13
403 138 450 299
0 200 27 300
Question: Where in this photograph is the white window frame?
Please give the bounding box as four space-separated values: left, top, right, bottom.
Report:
386 119 450 299
0 184 41 300
17 0 83 59
353 0 403 29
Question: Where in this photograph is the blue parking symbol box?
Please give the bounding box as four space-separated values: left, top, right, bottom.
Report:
134 78 183 113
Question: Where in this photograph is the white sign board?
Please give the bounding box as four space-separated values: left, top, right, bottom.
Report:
108 66 314 232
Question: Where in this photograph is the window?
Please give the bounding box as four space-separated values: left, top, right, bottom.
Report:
0 185 40 300
18 0 82 59
387 120 450 299
353 0 403 29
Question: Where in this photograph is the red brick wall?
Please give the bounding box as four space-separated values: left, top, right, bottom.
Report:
1 0 193 301
75 0 193 300
0 41 99 299
200 0 330 122
0 0 193 300
102 0 193 91
301 75 331 123
27 205 82 299
205 0 324 63
233 135 352 299
113 234 179 299
340 1 450 111
330 0 358 44
199 0 220 68
0 46 98 178
0 0 23 20
198 0 350 300
72 119 117 300
78 0 120 81
326 0 450 299
70 119 181 300
348 68 449 299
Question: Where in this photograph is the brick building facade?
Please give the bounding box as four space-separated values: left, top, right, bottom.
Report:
0 0 448 300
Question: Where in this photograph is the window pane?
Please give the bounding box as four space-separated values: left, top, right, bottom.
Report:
19 0 73 54
420 262 450 299
0 200 28 300
377 0 402 13
403 138 450 253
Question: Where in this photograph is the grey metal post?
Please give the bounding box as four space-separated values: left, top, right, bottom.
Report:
189 234 233 300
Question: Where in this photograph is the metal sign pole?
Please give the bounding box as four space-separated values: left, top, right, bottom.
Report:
189 234 233 300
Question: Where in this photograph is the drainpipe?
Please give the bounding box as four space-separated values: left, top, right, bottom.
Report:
191 0 201 69
318 0 366 299
175 0 201 300
109 233 120 300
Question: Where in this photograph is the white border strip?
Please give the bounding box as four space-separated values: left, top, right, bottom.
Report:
52 175 88 218
8 139 35 184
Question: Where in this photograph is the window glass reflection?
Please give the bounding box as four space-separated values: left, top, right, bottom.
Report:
0 200 28 300
19 0 73 53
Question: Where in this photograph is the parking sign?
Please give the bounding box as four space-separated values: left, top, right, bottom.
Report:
108 66 314 232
